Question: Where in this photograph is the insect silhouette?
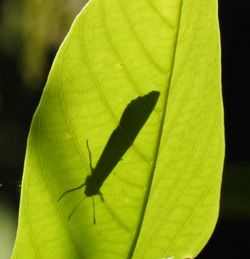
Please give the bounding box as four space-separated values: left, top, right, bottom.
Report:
58 90 160 222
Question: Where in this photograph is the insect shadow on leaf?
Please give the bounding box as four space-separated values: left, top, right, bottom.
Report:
58 90 160 224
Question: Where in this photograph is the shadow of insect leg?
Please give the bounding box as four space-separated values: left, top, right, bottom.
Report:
92 196 96 224
58 182 86 201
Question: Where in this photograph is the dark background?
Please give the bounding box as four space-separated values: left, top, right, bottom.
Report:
0 1 249 258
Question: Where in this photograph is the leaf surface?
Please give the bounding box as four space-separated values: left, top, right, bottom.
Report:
12 0 224 258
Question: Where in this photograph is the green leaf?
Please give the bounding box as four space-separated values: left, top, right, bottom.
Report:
12 0 224 258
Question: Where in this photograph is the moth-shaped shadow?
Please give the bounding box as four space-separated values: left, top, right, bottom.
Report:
58 90 160 226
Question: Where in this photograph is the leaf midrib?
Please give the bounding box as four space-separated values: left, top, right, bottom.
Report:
127 1 184 258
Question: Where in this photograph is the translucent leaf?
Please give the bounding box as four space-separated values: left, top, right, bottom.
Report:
12 0 224 258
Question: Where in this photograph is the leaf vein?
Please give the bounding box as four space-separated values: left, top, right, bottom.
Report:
127 0 184 257
147 0 177 29
165 121 221 255
117 0 166 73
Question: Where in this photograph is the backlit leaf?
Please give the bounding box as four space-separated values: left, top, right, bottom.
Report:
12 0 224 258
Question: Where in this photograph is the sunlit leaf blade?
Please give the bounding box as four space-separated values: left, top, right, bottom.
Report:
12 0 224 259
